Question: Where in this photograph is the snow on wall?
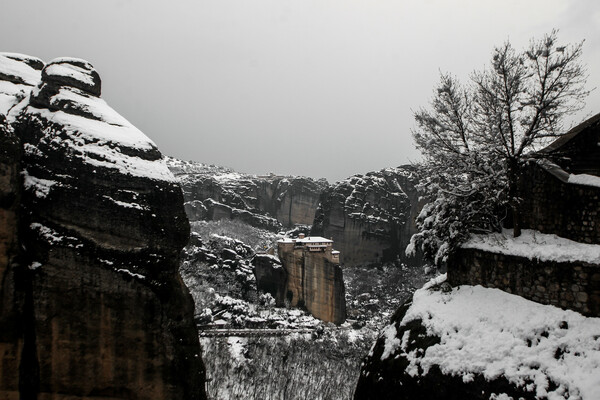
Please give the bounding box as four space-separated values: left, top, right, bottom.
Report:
449 236 600 317
519 161 600 245
463 229 600 265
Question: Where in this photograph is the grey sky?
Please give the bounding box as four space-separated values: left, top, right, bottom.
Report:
2 1 599 182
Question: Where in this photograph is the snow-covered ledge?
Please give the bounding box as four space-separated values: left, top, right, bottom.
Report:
463 229 600 265
448 229 600 317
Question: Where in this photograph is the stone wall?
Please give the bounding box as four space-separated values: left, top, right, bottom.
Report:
448 248 600 317
519 162 600 244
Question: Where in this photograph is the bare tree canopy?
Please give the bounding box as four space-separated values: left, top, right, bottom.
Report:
408 30 590 266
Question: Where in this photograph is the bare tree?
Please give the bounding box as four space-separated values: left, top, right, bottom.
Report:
408 30 590 266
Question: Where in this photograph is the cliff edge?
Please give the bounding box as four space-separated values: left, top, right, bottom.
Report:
0 53 206 399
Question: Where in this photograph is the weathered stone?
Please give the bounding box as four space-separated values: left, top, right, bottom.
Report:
277 238 346 324
576 292 588 302
253 253 287 306
167 158 327 230
312 166 423 267
0 54 206 399
448 248 600 317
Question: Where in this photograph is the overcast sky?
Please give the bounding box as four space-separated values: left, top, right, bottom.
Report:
2 1 599 182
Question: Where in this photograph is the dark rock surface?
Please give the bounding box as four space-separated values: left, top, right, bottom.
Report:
312 166 422 267
253 253 287 306
0 53 205 399
167 157 328 231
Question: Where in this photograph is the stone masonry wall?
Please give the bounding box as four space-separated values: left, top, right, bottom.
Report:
448 248 600 317
519 162 600 244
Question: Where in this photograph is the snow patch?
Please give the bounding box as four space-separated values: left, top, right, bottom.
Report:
22 171 57 198
381 324 401 360
44 63 95 87
102 195 147 211
0 53 41 86
463 229 600 264
227 337 247 362
397 282 600 399
27 106 175 183
116 268 145 280
28 262 42 270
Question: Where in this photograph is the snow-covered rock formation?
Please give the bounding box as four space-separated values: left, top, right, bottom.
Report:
167 157 328 231
312 166 422 267
355 275 600 400
0 53 205 399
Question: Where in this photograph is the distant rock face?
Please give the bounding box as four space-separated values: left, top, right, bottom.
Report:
0 53 205 399
312 167 421 267
167 158 328 231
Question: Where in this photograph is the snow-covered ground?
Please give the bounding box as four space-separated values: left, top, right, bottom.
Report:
387 275 600 400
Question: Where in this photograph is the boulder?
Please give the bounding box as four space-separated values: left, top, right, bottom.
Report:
253 253 287 306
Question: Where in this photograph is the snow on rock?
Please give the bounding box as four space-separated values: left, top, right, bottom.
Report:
0 52 43 116
41 57 100 96
395 278 600 399
22 170 58 198
463 229 600 264
227 337 247 362
0 52 43 85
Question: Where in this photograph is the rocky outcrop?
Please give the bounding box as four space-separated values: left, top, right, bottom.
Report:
277 243 346 324
355 276 599 400
167 158 327 230
0 53 205 399
355 303 537 400
253 254 287 306
312 167 422 267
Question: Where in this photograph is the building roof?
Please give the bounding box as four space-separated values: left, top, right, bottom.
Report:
539 112 600 154
278 236 333 244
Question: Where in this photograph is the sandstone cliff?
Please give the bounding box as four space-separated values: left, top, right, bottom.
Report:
167 157 327 230
0 53 205 399
312 166 422 267
276 243 346 324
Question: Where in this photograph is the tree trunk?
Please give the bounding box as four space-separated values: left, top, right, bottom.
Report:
511 203 521 238
507 158 521 238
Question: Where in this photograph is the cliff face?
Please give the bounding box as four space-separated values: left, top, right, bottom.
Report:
276 245 346 324
167 158 327 230
0 53 205 399
312 167 421 267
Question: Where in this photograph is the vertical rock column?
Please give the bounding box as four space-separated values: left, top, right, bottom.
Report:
0 54 206 399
